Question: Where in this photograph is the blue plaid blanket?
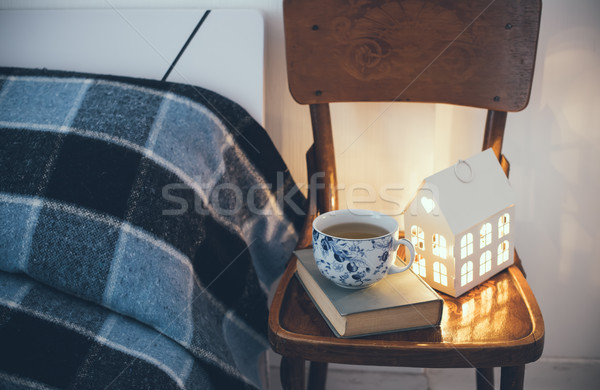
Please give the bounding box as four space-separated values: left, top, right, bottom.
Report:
0 68 305 389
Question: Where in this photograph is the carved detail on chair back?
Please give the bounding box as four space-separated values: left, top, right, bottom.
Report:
330 1 478 83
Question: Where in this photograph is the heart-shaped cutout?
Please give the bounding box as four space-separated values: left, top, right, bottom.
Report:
421 196 435 214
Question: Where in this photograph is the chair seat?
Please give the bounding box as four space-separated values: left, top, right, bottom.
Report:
269 250 544 369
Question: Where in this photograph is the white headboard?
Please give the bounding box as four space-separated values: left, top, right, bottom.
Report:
0 4 264 124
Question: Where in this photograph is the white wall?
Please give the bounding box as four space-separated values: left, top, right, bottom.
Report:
501 0 600 359
0 5 265 124
1 0 599 361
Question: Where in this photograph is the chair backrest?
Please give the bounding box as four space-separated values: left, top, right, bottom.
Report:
284 0 541 110
283 0 541 212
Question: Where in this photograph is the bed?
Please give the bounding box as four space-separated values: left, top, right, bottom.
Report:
0 6 304 390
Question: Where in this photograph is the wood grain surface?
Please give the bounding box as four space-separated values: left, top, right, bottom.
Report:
284 0 541 111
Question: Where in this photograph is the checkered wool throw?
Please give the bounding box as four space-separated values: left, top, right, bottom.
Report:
0 68 305 389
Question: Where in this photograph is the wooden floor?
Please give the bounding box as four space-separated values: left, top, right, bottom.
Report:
268 357 599 390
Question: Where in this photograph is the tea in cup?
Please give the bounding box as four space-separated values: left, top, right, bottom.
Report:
312 209 415 288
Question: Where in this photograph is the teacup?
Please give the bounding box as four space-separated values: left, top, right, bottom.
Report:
312 209 415 289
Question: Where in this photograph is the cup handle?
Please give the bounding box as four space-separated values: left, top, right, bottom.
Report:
389 238 416 274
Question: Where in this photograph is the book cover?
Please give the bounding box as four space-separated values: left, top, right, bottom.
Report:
294 248 443 338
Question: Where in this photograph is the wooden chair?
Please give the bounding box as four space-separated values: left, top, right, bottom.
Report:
269 1 544 389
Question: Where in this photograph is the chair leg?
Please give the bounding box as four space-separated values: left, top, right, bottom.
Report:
280 357 305 390
500 365 525 390
476 367 495 390
307 362 328 390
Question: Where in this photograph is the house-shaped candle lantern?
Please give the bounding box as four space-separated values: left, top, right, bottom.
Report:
403 149 515 297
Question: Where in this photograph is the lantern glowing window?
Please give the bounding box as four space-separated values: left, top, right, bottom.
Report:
433 262 448 286
432 234 447 259
480 223 492 248
461 261 474 286
480 250 492 276
412 254 427 277
498 240 510 265
460 233 473 259
498 213 510 238
410 225 425 250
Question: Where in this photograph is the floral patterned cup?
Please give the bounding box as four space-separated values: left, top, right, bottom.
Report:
312 209 415 289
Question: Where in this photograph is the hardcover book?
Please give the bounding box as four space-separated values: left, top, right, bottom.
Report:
294 249 443 338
